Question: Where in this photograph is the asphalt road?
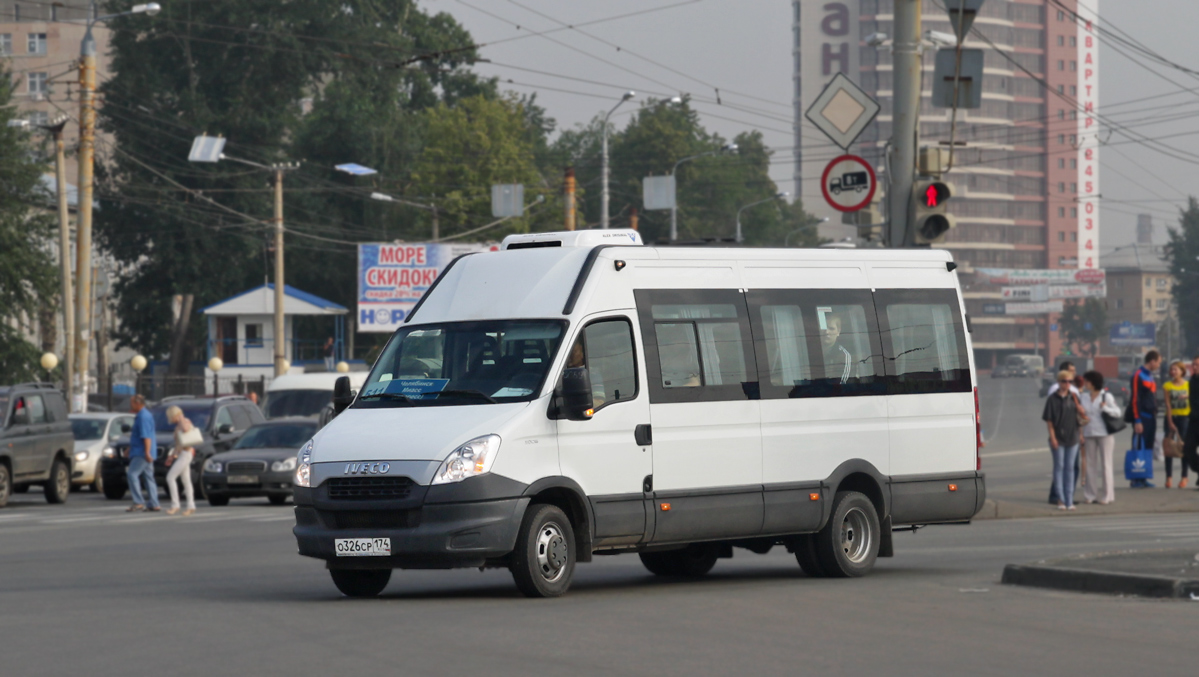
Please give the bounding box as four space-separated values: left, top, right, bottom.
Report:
2 490 1197 676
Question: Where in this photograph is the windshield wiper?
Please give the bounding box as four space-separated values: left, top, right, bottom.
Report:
434 389 498 404
356 393 413 405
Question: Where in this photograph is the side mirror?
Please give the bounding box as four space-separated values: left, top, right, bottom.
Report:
217 423 234 435
332 376 353 417
556 367 594 421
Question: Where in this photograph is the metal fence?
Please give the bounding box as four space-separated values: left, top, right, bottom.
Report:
93 372 270 410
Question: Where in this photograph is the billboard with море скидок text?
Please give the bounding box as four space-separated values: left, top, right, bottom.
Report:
356 243 487 333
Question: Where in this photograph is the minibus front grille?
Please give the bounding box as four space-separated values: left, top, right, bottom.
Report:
326 477 415 500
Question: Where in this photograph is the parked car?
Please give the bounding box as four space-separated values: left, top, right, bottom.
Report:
99 395 265 500
69 412 135 493
0 383 75 507
202 418 317 506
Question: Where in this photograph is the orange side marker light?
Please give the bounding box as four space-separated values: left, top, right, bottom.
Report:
948 484 958 492
660 503 671 511
809 493 820 501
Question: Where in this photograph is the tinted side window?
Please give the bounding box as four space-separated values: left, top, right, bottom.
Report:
875 289 972 394
214 406 234 431
45 392 67 422
747 289 885 399
244 404 266 424
635 289 756 403
26 395 48 424
570 319 638 410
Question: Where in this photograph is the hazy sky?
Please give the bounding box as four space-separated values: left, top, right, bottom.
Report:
439 0 1199 252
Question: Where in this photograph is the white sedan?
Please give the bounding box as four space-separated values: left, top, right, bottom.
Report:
69 413 135 493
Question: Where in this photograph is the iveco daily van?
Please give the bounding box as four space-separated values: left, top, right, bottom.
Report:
292 230 985 597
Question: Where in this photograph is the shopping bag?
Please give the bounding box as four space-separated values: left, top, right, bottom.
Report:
1124 435 1154 480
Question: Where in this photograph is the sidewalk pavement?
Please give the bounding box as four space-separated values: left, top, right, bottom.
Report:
977 484 1199 520
1003 549 1199 599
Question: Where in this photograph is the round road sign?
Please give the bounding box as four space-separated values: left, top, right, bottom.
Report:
821 154 876 212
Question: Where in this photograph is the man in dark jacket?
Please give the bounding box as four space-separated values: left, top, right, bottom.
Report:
1183 355 1199 479
1129 350 1161 488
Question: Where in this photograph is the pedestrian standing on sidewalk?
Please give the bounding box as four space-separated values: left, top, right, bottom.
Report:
1048 361 1084 505
322 337 335 372
125 395 161 513
1080 371 1120 504
1163 360 1190 488
1183 355 1199 483
1044 370 1085 510
164 406 199 516
1129 350 1161 489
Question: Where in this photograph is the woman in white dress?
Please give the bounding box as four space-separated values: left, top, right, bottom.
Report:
164 405 200 516
1080 371 1122 504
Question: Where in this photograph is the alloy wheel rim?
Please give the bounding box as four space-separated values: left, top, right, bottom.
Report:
840 507 872 564
535 521 568 582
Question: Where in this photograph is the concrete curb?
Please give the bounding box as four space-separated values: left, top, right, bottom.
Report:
1002 563 1199 599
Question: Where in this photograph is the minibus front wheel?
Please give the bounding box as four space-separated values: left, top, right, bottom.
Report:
510 504 576 598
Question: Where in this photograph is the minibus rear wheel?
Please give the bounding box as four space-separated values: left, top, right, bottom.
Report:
330 569 391 598
813 491 880 577
510 504 576 598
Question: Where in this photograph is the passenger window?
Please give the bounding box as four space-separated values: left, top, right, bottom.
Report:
214 406 234 431
229 406 252 430
876 290 972 393
570 319 638 408
635 289 756 403
747 290 884 399
26 395 47 424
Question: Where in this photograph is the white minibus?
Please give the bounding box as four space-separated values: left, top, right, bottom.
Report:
292 230 984 597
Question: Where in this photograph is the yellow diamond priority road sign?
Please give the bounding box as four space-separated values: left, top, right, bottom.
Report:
805 73 881 150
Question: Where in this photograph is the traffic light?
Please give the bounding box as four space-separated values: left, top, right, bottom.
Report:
912 180 956 244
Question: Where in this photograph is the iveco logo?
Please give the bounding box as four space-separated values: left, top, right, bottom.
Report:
344 462 390 475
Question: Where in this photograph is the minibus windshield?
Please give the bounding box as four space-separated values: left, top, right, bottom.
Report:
356 320 567 407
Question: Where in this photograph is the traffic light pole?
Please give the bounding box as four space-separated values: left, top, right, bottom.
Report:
889 0 922 248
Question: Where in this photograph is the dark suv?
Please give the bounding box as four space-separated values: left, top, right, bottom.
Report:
0 383 76 507
99 395 266 500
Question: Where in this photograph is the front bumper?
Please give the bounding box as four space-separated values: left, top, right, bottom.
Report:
204 471 294 498
72 456 100 484
292 473 530 569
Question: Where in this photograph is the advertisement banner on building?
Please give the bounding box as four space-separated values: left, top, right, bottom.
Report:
1077 1 1101 270
1001 283 1106 300
1109 322 1155 347
1005 302 1064 315
357 243 486 333
976 268 1105 286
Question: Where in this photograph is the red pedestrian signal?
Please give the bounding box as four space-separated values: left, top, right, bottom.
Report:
912 180 955 244
925 184 938 207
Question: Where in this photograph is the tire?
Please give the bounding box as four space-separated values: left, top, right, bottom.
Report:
207 493 230 507
639 544 719 578
44 459 70 504
0 465 10 508
12 483 28 494
103 480 127 500
268 494 288 506
329 569 391 598
509 504 576 598
793 534 828 578
812 491 880 578
92 473 104 495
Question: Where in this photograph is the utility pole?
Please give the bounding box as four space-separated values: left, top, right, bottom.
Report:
273 167 286 378
889 0 922 248
48 120 74 403
73 24 97 412
564 167 576 231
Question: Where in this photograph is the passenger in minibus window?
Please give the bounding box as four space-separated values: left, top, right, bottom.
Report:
820 314 854 384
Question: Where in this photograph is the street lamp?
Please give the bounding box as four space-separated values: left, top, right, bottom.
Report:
735 192 788 244
208 357 223 396
670 144 738 241
785 216 829 248
189 135 298 378
371 191 440 241
601 91 635 230
73 1 160 412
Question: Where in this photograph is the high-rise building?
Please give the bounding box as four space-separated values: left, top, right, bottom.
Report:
1 1 112 185
792 0 1100 368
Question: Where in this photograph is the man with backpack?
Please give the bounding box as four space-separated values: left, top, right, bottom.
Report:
1127 350 1161 488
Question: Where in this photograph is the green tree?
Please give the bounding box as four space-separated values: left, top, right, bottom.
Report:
95 0 495 361
1165 197 1199 355
1059 298 1106 357
0 68 59 382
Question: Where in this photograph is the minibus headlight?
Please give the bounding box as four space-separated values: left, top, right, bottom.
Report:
432 435 501 485
295 440 314 488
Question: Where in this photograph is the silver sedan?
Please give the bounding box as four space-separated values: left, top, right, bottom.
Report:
68 413 135 493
